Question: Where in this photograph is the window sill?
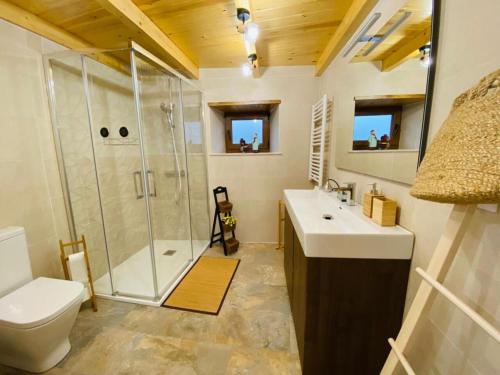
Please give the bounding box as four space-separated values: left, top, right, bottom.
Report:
209 152 282 156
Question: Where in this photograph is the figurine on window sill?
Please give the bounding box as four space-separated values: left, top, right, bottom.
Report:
252 133 259 153
239 138 248 153
380 134 390 149
368 129 378 149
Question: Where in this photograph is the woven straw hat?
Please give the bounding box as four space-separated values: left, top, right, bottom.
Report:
410 69 500 203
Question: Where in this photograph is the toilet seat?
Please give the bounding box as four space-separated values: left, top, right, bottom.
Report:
0 277 83 329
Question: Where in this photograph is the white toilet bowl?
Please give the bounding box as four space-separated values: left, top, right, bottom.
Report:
0 277 84 373
0 227 84 373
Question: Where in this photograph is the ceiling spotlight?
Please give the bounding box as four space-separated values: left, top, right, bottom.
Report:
242 63 252 76
237 8 250 24
248 53 257 67
244 22 259 42
419 43 431 67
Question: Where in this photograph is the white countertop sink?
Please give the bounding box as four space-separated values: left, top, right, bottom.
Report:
283 189 414 259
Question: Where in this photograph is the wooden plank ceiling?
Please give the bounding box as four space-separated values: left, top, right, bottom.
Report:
351 0 432 70
2 0 430 76
6 0 352 69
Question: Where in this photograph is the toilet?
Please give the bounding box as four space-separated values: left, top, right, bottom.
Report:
0 227 84 373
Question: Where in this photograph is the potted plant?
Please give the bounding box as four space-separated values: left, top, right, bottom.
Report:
222 216 237 232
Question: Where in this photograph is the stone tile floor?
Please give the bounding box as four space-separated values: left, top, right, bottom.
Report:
0 244 301 375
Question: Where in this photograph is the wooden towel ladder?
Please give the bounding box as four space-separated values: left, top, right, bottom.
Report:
381 204 499 374
59 235 98 312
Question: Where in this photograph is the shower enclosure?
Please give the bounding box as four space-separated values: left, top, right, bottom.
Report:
43 43 210 305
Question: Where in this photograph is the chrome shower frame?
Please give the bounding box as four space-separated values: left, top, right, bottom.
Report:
42 43 211 306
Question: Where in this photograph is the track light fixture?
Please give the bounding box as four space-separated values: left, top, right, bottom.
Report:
342 11 412 58
235 1 259 76
236 8 250 24
248 53 257 68
244 22 259 42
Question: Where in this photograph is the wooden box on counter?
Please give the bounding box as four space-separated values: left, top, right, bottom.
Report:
372 197 397 226
363 192 385 217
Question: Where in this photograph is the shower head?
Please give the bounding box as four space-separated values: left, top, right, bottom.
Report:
160 102 176 128
160 102 170 113
160 102 175 112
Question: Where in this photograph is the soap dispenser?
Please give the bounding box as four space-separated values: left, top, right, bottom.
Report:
363 183 384 217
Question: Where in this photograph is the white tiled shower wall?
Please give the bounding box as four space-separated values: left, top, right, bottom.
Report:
0 20 69 278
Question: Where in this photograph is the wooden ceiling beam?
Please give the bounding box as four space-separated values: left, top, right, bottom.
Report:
95 0 199 79
381 25 431 72
315 0 378 76
0 0 127 74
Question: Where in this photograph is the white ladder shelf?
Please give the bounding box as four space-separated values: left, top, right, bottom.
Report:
381 204 500 374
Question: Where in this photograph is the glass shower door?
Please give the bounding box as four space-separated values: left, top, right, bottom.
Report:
181 82 210 258
46 54 113 296
82 55 156 299
132 50 193 297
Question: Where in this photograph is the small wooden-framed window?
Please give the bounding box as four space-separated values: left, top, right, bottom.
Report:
352 106 402 150
224 112 270 153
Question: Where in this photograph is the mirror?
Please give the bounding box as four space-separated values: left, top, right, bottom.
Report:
334 0 438 184
352 94 425 151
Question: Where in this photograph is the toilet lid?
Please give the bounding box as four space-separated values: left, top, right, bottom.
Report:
0 277 84 329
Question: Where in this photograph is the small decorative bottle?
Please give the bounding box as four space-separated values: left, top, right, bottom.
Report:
252 133 259 152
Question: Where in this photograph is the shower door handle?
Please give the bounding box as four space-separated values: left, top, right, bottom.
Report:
133 171 144 199
147 170 157 197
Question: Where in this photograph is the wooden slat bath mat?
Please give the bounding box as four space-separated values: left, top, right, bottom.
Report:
163 256 240 315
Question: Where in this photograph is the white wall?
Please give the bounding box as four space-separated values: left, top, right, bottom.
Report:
0 20 68 278
400 102 424 150
199 67 317 242
318 0 500 373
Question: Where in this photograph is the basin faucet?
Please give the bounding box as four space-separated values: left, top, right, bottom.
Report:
343 182 356 206
324 179 341 192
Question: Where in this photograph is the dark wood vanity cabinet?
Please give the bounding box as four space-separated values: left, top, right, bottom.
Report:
284 209 411 375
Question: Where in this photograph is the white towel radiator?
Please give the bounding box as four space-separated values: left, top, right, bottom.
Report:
308 94 331 185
